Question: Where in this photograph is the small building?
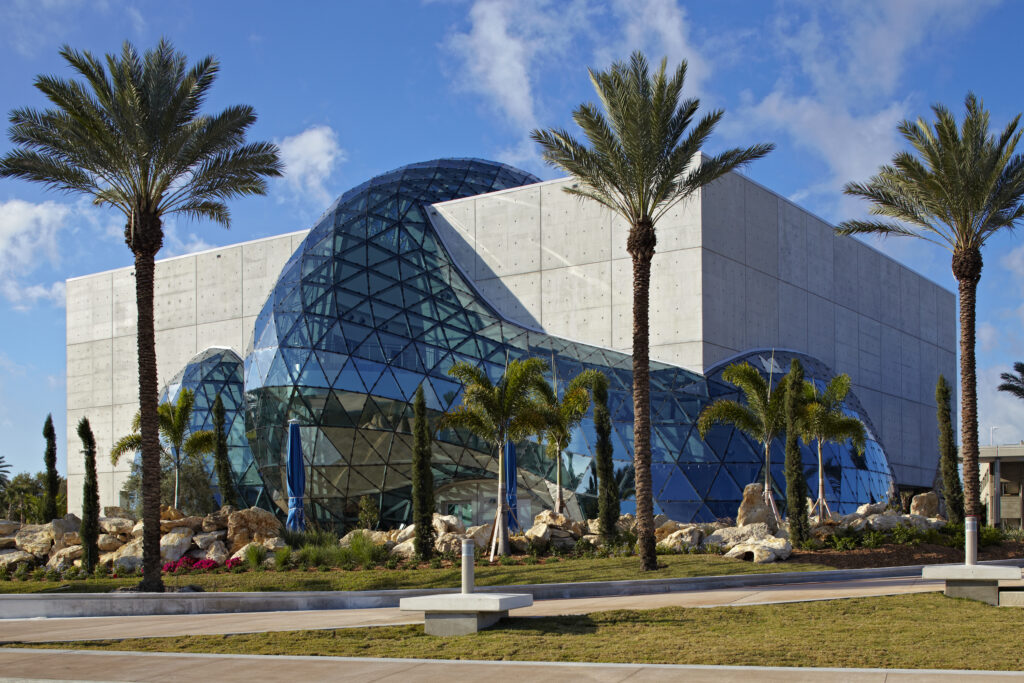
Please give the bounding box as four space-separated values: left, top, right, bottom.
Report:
977 444 1024 529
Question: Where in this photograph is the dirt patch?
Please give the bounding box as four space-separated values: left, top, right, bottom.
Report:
787 541 1024 569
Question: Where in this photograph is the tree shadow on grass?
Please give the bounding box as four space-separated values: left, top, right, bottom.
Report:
500 615 599 635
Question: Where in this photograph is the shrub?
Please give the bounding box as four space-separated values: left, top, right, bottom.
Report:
274 547 292 571
358 495 379 530
244 544 267 571
91 563 108 578
826 535 857 551
430 557 442 569
348 530 388 568
42 568 60 582
14 563 29 580
860 531 887 549
523 555 539 565
0 565 9 581
384 556 399 570
31 567 45 581
890 524 921 546
282 528 337 550
980 525 1005 547
573 537 596 557
498 554 516 566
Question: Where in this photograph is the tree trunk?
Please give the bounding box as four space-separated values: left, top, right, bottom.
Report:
131 214 164 593
628 219 658 571
953 250 982 519
493 440 509 557
555 451 563 514
173 461 180 511
763 441 780 524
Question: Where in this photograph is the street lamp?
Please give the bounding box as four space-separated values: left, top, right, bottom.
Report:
990 425 1000 446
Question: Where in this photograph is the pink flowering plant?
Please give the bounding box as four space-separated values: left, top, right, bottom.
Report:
162 556 221 573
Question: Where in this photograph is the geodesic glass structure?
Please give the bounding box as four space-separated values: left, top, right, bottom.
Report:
160 347 269 509
240 158 895 529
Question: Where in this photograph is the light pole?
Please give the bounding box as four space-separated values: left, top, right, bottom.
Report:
990 425 999 446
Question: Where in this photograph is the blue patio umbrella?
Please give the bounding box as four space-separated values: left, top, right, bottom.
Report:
505 441 519 532
285 419 306 531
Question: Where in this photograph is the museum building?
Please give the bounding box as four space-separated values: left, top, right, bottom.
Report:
64 158 956 528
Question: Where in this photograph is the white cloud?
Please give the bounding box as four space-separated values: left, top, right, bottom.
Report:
277 125 345 208
977 364 1024 446
978 321 999 353
0 199 70 309
160 220 214 258
596 0 709 96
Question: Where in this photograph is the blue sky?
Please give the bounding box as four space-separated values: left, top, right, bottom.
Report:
1 0 1023 477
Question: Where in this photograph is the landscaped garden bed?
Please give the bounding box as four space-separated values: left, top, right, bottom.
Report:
11 593 1024 671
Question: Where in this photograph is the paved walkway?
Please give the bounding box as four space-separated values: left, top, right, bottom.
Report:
0 575 983 644
0 649 1021 682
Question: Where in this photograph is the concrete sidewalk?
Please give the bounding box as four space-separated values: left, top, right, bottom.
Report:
0 575 979 644
0 649 1021 682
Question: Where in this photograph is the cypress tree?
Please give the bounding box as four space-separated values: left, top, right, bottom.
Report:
211 395 239 509
78 417 100 572
784 359 810 545
42 414 58 521
937 374 964 524
412 385 435 559
592 373 618 542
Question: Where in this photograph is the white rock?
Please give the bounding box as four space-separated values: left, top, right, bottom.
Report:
110 538 143 572
657 526 704 551
14 524 52 558
97 534 124 552
160 527 195 562
193 530 227 550
901 514 932 531
725 536 792 564
99 517 135 535
434 531 462 554
704 523 772 551
431 513 465 535
0 536 15 549
230 542 263 562
262 536 287 551
866 514 904 531
736 483 776 531
395 524 416 543
910 491 939 518
390 538 416 559
131 521 145 538
0 520 21 535
465 523 493 548
533 510 569 529
856 502 887 517
0 549 34 569
47 544 83 571
205 540 229 565
525 522 552 549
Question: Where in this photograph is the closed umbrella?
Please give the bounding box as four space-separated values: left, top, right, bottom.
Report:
285 419 306 531
505 441 519 532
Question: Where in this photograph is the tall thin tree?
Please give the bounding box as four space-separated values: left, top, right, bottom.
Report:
211 395 239 509
784 360 810 545
42 414 58 521
997 362 1024 401
0 40 282 591
78 417 100 573
538 367 601 515
586 372 618 542
838 94 1024 562
412 385 435 559
697 362 789 526
532 52 772 569
937 374 964 525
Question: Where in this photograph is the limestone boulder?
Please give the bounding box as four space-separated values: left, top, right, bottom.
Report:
160 527 195 563
856 502 887 517
657 526 704 551
525 522 553 550
0 520 21 535
900 514 933 532
910 492 939 518
160 505 185 521
704 523 772 551
434 532 462 555
431 513 465 535
230 542 262 563
866 514 904 532
47 544 83 572
655 520 687 542
616 514 637 533
0 536 15 549
586 519 600 535
227 507 282 553
15 524 52 558
395 525 416 544
736 483 776 532
205 540 229 565
509 535 529 554
161 516 204 533
51 514 82 551
97 534 124 552
548 527 576 550
131 521 145 538
103 506 134 520
110 538 143 572
724 536 792 564
651 513 669 529
202 506 236 532
0 549 34 569
99 517 135 535
390 539 416 559
262 537 287 552
193 530 227 550
465 523 493 548
534 509 569 529
927 517 947 530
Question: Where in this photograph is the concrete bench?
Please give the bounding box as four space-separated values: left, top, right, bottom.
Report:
922 564 1022 605
399 592 533 635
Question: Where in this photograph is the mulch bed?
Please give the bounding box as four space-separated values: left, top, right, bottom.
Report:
786 541 1024 570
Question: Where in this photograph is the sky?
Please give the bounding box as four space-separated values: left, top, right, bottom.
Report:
1 0 1024 477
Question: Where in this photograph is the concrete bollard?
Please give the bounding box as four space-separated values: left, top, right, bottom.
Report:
462 538 474 594
965 516 978 566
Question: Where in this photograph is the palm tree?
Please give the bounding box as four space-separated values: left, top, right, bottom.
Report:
537 367 603 514
111 388 217 511
0 455 10 494
697 362 789 525
0 40 282 590
439 357 551 557
997 362 1024 401
799 374 866 521
531 52 773 570
838 94 1024 563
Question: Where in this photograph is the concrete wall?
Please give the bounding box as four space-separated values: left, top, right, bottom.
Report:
65 230 307 513
430 172 956 489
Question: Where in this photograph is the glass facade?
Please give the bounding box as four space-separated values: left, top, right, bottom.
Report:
238 158 895 529
160 347 269 509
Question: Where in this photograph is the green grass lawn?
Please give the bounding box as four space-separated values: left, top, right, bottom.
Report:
0 554 833 594
12 593 1022 670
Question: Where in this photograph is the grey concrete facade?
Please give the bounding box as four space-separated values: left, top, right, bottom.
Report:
64 230 308 513
430 171 956 488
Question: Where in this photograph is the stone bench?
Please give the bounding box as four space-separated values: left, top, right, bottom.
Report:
399 592 533 636
922 564 1022 606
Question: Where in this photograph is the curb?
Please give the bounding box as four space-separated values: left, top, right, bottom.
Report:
1 558 1021 620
